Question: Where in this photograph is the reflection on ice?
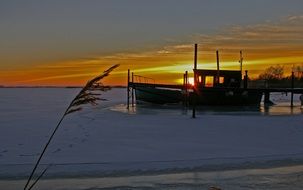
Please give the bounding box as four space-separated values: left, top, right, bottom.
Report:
110 103 303 116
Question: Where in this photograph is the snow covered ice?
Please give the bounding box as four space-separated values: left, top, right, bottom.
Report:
1 88 303 189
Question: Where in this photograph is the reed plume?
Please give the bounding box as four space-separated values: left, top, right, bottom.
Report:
24 64 119 190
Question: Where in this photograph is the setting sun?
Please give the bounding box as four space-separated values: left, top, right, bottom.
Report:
188 77 195 86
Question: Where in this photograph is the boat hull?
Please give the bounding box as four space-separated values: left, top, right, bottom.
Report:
191 88 263 106
135 87 182 104
134 86 262 106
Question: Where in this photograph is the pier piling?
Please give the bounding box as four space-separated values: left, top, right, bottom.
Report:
131 72 134 107
192 44 197 118
127 69 130 109
291 71 294 107
264 92 271 105
185 71 188 106
192 94 196 118
244 70 248 89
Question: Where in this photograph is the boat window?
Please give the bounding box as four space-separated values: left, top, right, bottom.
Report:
205 76 214 87
219 77 224 84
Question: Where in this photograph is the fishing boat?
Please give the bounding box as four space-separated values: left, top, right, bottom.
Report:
130 44 263 106
132 69 262 106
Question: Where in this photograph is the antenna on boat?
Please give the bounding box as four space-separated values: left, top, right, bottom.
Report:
216 50 220 85
239 50 243 79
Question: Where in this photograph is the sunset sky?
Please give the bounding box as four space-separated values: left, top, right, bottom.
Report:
1 0 303 86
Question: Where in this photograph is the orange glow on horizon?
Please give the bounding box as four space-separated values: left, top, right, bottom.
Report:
1 16 303 87
1 53 302 87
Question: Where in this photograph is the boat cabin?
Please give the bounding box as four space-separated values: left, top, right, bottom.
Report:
194 69 242 88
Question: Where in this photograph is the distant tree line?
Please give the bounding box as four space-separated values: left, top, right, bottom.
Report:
258 65 303 80
250 65 303 88
258 65 284 81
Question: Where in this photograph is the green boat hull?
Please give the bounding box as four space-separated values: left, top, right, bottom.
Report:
135 86 262 106
135 87 182 104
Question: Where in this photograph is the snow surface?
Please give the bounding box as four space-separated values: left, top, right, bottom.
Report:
0 88 303 188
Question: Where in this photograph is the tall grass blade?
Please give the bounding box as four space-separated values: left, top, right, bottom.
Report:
23 64 119 190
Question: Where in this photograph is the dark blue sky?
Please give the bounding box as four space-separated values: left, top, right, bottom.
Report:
1 0 302 56
0 0 303 83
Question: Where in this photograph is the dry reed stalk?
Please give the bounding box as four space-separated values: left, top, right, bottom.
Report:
24 64 119 190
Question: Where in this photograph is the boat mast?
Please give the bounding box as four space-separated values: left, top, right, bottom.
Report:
194 44 198 85
194 44 198 70
216 50 220 85
239 50 243 79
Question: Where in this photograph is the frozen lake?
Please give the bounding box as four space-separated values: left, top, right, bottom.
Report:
0 88 303 189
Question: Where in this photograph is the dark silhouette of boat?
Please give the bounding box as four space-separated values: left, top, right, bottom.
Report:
131 44 263 106
133 69 262 106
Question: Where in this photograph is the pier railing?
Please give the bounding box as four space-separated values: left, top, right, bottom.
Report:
133 74 155 86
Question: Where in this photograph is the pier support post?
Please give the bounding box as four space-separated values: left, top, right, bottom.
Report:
244 70 248 89
131 72 134 107
192 44 198 118
264 92 271 105
183 71 189 106
183 72 186 106
127 69 130 109
192 84 197 118
192 93 196 118
183 73 185 106
291 71 294 107
185 71 188 106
